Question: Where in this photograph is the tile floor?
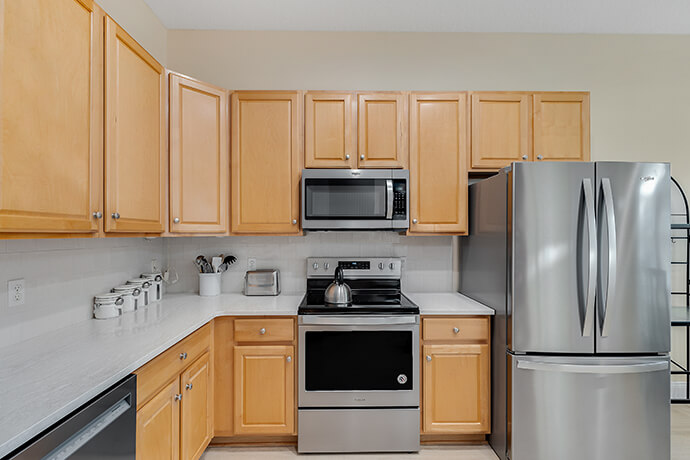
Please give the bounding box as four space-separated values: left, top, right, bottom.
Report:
201 405 690 459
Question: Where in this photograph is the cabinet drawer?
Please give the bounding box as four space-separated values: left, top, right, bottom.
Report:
136 323 211 408
423 317 489 343
234 318 295 343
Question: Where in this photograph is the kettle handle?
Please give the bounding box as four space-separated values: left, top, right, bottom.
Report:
334 266 344 285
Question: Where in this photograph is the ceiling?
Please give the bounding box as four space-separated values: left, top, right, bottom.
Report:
143 0 690 34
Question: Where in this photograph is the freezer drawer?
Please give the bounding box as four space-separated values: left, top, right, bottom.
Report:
510 354 669 460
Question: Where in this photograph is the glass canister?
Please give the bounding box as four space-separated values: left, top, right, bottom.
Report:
127 279 151 306
141 272 163 302
112 285 141 312
93 293 124 319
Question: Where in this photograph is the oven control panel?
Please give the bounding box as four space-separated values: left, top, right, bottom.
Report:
307 257 402 279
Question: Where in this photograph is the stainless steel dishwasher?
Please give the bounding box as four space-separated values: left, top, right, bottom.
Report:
7 374 136 459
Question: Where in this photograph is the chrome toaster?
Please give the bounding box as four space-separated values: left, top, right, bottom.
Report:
244 269 281 296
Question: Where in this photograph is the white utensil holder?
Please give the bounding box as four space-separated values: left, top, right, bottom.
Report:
199 273 221 297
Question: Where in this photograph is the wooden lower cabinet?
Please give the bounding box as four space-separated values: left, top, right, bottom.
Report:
137 379 180 460
181 353 213 460
234 345 295 435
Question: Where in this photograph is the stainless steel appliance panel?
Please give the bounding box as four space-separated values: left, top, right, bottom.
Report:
510 354 670 460
595 162 671 353
298 408 420 453
512 162 596 353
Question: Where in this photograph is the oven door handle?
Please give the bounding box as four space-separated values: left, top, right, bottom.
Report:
299 315 418 326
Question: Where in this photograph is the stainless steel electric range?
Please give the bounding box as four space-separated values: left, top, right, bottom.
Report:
297 257 420 454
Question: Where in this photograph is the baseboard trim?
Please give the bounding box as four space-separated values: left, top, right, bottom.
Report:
421 434 487 444
211 435 297 447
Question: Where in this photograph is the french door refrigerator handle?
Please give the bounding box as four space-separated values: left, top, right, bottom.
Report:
517 360 668 374
386 179 394 219
599 177 617 337
582 178 597 337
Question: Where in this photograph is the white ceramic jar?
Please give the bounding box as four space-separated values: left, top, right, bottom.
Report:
94 293 124 319
127 279 151 306
112 285 141 312
141 272 163 302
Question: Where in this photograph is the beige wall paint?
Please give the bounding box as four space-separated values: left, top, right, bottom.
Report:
167 30 690 191
98 0 168 65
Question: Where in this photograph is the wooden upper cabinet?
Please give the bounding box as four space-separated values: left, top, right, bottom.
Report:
533 92 590 162
136 379 180 460
169 73 228 234
422 343 490 434
180 352 212 460
409 93 468 234
470 92 531 170
234 345 295 435
104 17 165 233
357 92 407 168
305 92 355 168
0 0 103 233
231 91 302 234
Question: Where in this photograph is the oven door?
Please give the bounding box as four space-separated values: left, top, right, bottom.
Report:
301 169 409 230
298 315 419 407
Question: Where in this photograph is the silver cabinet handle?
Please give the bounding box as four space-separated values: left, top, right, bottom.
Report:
179 352 187 360
345 154 350 160
360 154 365 160
426 355 432 362
292 219 297 225
537 155 544 160
259 328 266 335
287 356 292 363
185 383 193 390
173 217 180 224
93 211 103 219
111 212 120 219
174 394 182 401
412 218 418 224
599 177 617 337
521 155 528 160
453 327 459 334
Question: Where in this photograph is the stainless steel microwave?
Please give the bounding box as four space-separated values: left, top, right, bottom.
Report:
301 169 409 231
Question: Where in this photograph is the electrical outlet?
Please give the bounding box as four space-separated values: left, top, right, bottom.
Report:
151 259 160 272
8 279 25 307
247 257 257 271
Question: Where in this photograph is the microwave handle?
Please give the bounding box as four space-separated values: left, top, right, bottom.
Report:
386 180 393 219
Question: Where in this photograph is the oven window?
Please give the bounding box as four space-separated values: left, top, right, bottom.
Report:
304 330 413 390
304 179 387 219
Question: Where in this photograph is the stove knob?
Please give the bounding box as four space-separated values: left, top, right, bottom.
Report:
389 263 395 270
324 263 330 270
312 263 319 270
378 262 384 270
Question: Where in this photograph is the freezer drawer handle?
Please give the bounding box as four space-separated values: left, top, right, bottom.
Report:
43 395 131 460
517 360 668 374
581 178 597 337
598 177 618 337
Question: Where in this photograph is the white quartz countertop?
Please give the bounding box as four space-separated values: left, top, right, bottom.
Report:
0 290 493 457
407 292 495 316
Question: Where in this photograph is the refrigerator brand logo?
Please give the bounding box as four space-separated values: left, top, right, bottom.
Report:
641 176 655 182
353 397 366 401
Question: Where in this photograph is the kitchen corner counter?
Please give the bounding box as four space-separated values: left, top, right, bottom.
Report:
407 292 495 316
0 292 303 458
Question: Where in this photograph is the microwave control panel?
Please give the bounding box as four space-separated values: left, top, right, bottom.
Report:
392 180 407 220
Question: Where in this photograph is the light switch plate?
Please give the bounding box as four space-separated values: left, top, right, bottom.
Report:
8 279 25 307
247 257 257 271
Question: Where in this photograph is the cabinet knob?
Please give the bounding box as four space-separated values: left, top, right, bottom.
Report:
345 154 350 160
111 212 120 220
412 218 418 224
453 327 460 334
537 155 544 160
259 328 266 335
360 155 365 160
173 217 180 224
185 383 193 390
93 211 103 219
174 394 182 402
426 355 432 362
179 352 188 360
292 219 297 225
521 155 528 160
287 356 292 363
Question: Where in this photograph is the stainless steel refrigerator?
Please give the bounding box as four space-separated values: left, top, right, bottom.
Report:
459 162 671 460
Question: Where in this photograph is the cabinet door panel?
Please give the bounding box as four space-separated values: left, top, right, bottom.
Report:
181 352 212 460
137 379 180 460
234 345 295 435
169 74 228 234
409 93 468 234
422 344 489 434
533 92 590 162
357 93 407 168
105 17 165 233
305 92 355 168
0 0 102 233
231 92 301 233
471 92 531 170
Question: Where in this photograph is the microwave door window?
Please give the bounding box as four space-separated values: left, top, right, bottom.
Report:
305 179 387 219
